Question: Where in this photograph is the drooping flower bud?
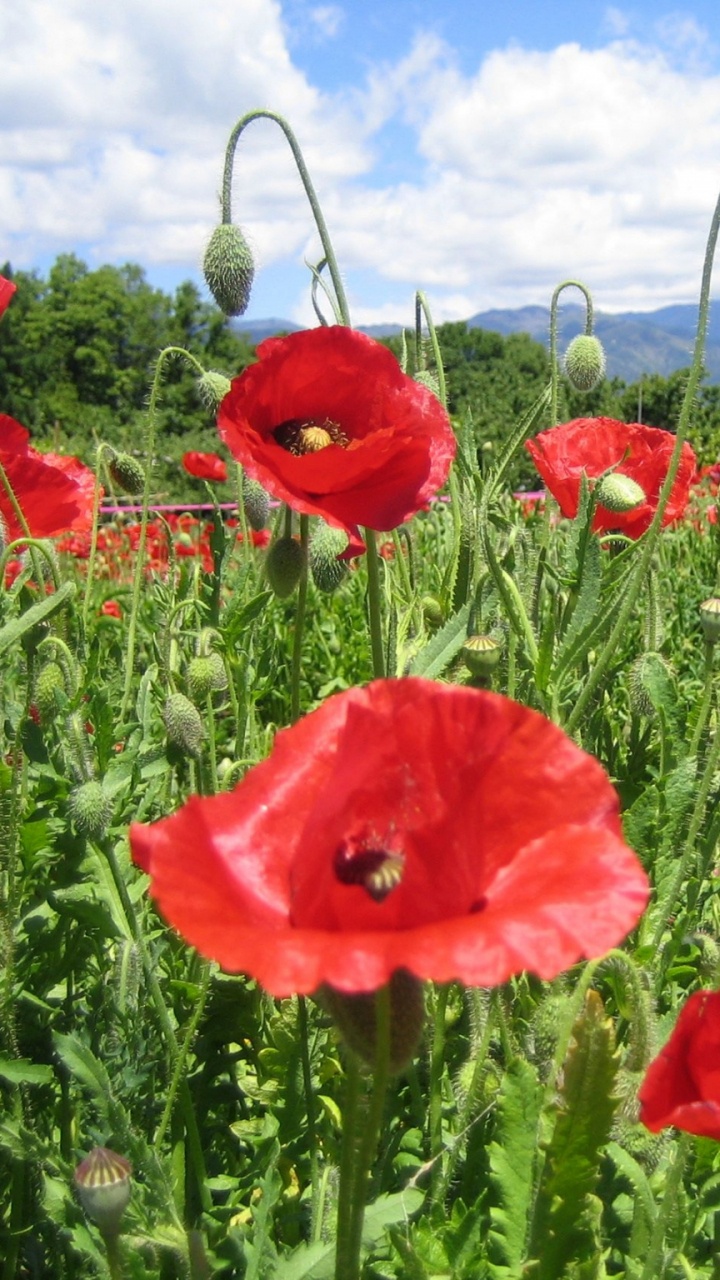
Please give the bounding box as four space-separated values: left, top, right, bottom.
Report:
309 522 349 593
242 476 271 531
421 596 444 630
265 536 304 599
203 223 255 316
107 450 145 496
163 692 204 758
700 597 720 645
74 1147 132 1237
34 661 67 721
187 652 228 703
317 969 426 1074
595 472 646 514
563 334 606 392
195 370 232 412
69 781 113 841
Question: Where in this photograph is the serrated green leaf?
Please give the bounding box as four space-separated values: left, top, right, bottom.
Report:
0 1057 54 1085
0 581 76 656
488 1057 543 1271
410 602 471 678
273 1190 425 1280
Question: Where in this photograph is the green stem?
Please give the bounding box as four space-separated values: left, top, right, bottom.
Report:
297 996 321 1236
290 515 310 722
345 987 392 1280
155 962 213 1150
549 280 594 427
363 529 386 678
640 1133 691 1280
415 291 448 409
687 641 716 758
429 983 448 1201
335 1054 363 1280
221 110 350 327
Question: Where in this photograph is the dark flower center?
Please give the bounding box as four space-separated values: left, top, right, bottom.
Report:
334 841 405 903
273 417 348 456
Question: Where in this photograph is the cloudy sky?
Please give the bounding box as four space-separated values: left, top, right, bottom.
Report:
3 0 720 327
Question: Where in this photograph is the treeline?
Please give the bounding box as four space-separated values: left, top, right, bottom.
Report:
1 255 719 498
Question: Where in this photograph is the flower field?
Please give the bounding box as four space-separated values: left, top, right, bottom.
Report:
3 111 720 1280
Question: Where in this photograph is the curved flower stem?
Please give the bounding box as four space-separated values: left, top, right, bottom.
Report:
687 641 716 758
82 442 114 629
0 462 47 588
565 185 720 738
221 110 351 327
549 279 594 427
0 537 62 594
364 529 386 678
291 515 310 722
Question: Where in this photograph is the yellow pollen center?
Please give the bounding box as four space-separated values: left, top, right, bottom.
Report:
299 425 333 453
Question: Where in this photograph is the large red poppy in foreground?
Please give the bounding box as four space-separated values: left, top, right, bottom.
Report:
0 415 96 541
131 679 648 997
526 418 697 537
639 990 720 1139
0 274 16 318
217 327 456 544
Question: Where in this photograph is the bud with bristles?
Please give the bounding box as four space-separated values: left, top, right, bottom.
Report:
415 369 441 398
74 1147 132 1238
595 472 646 514
203 223 255 316
266 536 304 599
196 370 232 412
34 661 67 721
108 451 145 495
242 476 271 531
700 597 720 644
187 652 228 703
69 781 113 841
309 522 349 593
628 654 657 719
563 334 606 391
317 970 425 1074
163 692 204 757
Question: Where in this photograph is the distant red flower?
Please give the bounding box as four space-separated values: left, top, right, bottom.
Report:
639 990 720 1139
526 418 697 538
0 274 16 318
0 416 97 541
182 451 228 482
131 678 648 997
100 600 123 619
217 327 456 547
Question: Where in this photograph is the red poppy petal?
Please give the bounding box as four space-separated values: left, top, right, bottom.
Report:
639 990 720 1136
182 451 228 482
0 275 16 318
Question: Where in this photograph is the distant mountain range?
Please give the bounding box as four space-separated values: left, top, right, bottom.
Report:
233 302 719 384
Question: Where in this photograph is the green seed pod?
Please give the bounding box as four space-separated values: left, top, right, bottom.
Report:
421 596 444 630
203 223 255 316
266 536 304 599
317 969 426 1074
242 476 271 531
163 692 204 758
68 781 113 841
462 634 502 678
563 334 606 391
75 1147 132 1238
34 661 66 721
108 450 145 495
595 472 646 514
196 370 232 411
187 652 228 703
309 522 349 593
700 597 720 644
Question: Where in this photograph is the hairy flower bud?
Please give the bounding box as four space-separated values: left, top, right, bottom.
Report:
34 661 67 721
595 472 646 514
309 522 349 593
242 476 271 531
163 692 204 758
203 223 255 317
187 652 228 703
75 1147 132 1237
265 536 304 599
196 370 232 412
69 781 113 841
108 450 145 495
317 969 426 1074
563 334 606 392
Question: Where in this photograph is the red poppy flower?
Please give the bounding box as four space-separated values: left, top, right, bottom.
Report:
0 274 16 318
217 327 456 546
638 990 720 1138
130 678 648 997
100 600 123 619
182 451 228 482
0 415 97 541
526 418 697 538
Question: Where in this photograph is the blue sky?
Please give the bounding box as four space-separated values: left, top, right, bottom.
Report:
2 1 720 327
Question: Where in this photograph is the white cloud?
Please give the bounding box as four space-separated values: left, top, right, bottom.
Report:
309 5 344 39
2 3 720 325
